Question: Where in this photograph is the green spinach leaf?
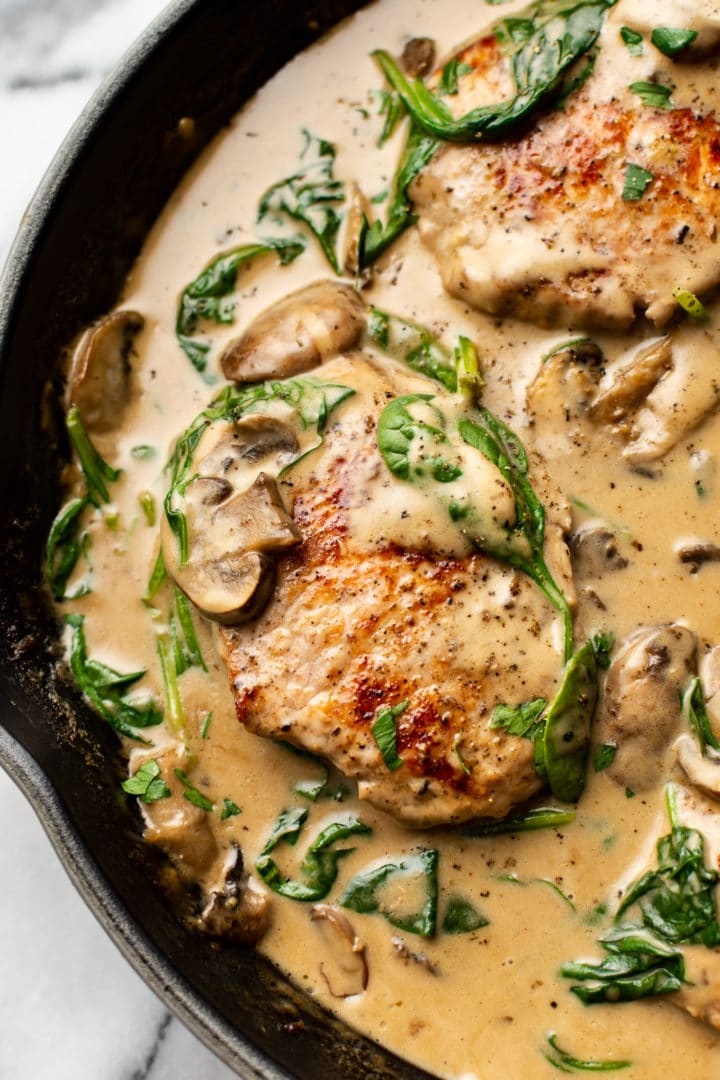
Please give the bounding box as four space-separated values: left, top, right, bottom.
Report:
256 813 371 901
372 701 408 770
258 131 344 273
651 27 697 58
341 849 439 936
121 759 171 804
174 768 214 811
442 895 489 933
543 1032 631 1072
463 806 575 835
372 0 617 143
176 238 304 375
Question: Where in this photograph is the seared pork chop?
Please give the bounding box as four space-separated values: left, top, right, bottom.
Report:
411 24 720 330
219 354 575 827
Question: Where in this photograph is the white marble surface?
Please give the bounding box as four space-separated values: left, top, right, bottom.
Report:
0 2 237 1076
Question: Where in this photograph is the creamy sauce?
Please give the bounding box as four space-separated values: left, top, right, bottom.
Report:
56 1 720 1076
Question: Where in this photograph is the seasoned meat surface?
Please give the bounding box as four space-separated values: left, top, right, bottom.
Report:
411 29 720 330
220 355 575 827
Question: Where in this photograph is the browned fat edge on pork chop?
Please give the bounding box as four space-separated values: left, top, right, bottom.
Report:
412 32 720 330
218 355 574 828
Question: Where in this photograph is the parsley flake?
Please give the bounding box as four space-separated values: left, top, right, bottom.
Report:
651 27 698 59
121 760 171 804
630 80 675 110
620 26 643 55
622 163 654 201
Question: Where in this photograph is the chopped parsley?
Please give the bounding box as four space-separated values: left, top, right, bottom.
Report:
220 798 242 820
630 80 675 110
619 26 643 55
174 768 214 811
121 760 171 804
651 27 698 59
372 701 408 770
594 743 617 773
622 163 654 201
673 287 709 321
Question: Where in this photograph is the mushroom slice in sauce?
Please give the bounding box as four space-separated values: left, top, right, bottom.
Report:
220 281 367 383
401 36 436 77
199 843 272 945
67 309 144 433
700 646 720 738
310 905 368 998
592 331 720 464
162 416 302 625
675 734 720 801
526 340 603 455
596 624 697 792
571 520 629 582
136 746 218 877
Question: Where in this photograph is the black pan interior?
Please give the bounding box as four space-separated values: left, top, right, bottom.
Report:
0 1 433 1075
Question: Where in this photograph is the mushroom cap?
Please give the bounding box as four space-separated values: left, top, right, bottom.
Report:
220 280 367 383
310 904 368 997
200 844 272 945
162 414 302 625
68 309 144 433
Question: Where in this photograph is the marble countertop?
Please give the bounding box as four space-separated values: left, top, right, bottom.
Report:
0 2 237 1076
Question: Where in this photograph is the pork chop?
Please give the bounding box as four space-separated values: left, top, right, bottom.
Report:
410 22 720 330
219 353 575 827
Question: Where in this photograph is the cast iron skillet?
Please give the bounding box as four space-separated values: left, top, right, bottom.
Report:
0 1 433 1076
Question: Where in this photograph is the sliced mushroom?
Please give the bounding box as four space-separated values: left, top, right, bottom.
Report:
343 183 373 277
596 330 720 465
401 37 436 78
391 935 440 976
310 905 368 997
675 538 720 572
221 281 367 383
199 844 272 945
700 646 720 739
526 341 603 455
571 520 629 581
162 415 302 625
68 309 144 433
675 733 720 801
596 624 697 791
138 747 218 876
590 337 672 427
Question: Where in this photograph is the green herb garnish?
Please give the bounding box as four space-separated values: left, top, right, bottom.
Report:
66 406 121 505
562 786 720 1004
463 806 575 836
66 614 161 742
156 632 184 734
377 89 404 145
220 798 242 820
47 495 91 599
591 630 614 670
341 849 439 936
491 698 547 738
258 131 344 273
365 308 458 390
436 58 472 97
174 768 214 811
256 813 371 901
138 491 155 526
200 712 213 740
683 676 720 753
176 239 304 375
442 895 489 934
360 123 439 266
121 759 171 804
372 701 408 770
622 162 654 201
651 27 698 58
630 80 674 109
130 444 157 460
372 0 617 143
673 287 709 321
619 26 643 54
594 743 617 772
543 1032 631 1072
458 408 574 660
